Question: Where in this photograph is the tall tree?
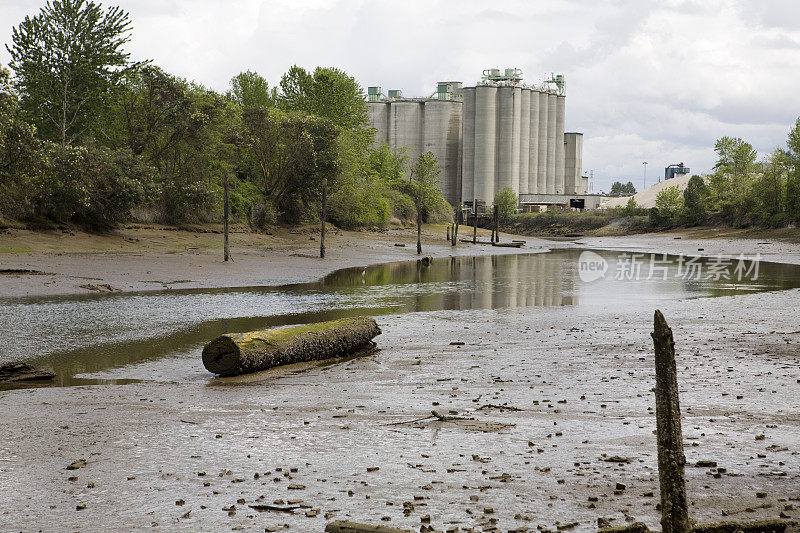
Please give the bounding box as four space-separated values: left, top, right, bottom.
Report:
681 175 709 226
6 0 136 146
708 136 757 217
786 118 800 221
278 66 369 132
229 70 276 111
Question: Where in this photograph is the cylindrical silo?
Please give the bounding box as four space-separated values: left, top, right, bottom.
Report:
536 91 549 194
546 92 557 194
368 102 389 145
528 89 540 194
389 101 424 170
554 94 566 194
518 89 531 195
510 86 522 195
461 87 476 205
423 100 462 206
474 85 497 204
496 86 515 198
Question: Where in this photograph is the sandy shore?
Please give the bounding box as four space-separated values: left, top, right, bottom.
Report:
1 227 799 532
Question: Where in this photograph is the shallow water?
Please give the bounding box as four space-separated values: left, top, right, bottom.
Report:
2 249 798 386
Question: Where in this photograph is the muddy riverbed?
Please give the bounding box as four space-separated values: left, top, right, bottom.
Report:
1 243 799 532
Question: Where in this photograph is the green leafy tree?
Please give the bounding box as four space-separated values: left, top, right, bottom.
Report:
708 136 757 219
494 186 518 221
654 185 683 223
6 0 138 146
610 181 636 195
0 63 42 219
410 151 441 254
786 118 800 221
229 70 276 111
278 66 369 131
681 175 709 226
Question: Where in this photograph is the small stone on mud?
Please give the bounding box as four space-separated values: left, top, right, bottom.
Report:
66 459 87 470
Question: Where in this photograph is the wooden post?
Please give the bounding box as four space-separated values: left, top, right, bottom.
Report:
494 204 500 244
651 310 691 533
451 205 459 247
223 173 230 262
320 178 327 259
472 201 477 244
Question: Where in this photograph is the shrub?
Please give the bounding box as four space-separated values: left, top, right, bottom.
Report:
328 181 391 228
494 186 518 221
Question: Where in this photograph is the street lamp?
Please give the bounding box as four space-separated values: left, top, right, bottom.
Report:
642 161 648 191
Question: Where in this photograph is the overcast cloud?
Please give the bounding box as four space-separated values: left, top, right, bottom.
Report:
2 0 798 192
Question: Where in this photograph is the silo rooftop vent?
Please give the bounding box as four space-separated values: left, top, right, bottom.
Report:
481 68 523 84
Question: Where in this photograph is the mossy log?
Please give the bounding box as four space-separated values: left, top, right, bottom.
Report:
0 362 55 382
325 520 413 533
202 317 381 376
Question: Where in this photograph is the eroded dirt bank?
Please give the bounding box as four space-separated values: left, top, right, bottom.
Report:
1 287 798 532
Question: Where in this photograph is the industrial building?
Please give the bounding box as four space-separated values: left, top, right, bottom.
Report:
367 69 593 209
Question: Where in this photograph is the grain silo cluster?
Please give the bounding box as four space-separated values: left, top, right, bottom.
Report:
368 69 592 210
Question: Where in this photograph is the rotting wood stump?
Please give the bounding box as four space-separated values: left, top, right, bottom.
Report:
202 316 381 376
651 309 691 533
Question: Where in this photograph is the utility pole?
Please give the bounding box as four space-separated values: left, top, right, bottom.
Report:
643 161 648 191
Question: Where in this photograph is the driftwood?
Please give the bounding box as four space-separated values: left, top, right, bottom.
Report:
0 362 55 383
202 317 381 376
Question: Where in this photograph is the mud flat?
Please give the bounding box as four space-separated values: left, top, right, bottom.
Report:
1 273 798 531
0 224 547 298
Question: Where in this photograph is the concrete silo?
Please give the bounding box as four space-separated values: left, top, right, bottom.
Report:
518 89 531 195
554 94 566 193
389 101 424 164
473 85 498 203
546 92 557 194
461 87 476 205
423 100 462 206
527 89 539 195
564 132 583 194
496 86 515 196
510 86 522 194
536 91 549 194
369 102 389 145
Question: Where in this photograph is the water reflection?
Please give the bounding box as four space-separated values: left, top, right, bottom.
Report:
2 249 799 386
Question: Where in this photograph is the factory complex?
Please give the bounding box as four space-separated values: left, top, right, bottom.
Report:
367 68 599 210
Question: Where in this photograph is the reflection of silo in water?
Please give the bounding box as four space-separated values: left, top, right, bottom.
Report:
506 254 519 309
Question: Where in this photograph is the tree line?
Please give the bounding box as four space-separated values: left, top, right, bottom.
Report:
0 0 450 229
647 129 800 227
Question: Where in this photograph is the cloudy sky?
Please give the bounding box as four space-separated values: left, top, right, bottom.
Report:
2 0 799 192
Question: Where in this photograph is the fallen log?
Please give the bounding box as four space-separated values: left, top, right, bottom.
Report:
325 520 413 533
202 317 381 376
0 362 55 383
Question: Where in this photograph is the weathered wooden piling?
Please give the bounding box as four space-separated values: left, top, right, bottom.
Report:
651 309 691 533
202 317 381 376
